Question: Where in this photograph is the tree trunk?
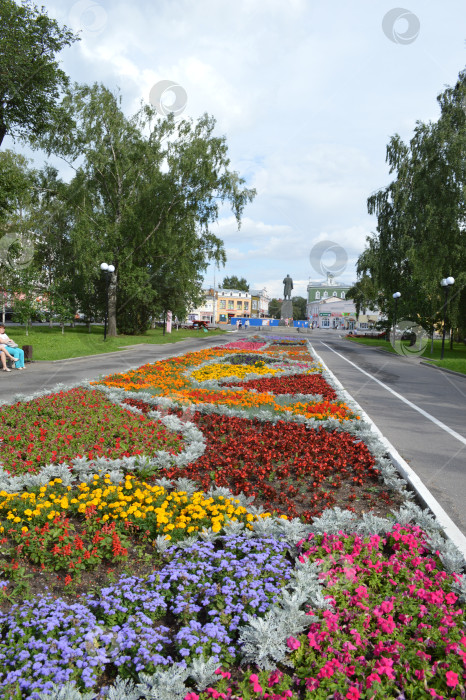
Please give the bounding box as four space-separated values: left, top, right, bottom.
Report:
163 311 166 336
0 124 7 148
108 270 117 337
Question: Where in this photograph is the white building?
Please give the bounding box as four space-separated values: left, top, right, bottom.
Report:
307 275 380 330
188 288 216 323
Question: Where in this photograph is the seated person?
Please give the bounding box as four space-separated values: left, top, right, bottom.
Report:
1 348 13 372
0 324 25 369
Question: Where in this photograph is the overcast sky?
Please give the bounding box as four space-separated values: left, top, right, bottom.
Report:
7 0 466 298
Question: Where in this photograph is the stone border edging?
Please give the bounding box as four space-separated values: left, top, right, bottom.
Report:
310 343 466 559
420 360 466 380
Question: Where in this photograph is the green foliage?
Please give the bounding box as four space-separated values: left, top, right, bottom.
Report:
346 275 379 316
222 275 249 291
291 296 306 319
268 298 281 317
0 0 78 146
360 68 466 338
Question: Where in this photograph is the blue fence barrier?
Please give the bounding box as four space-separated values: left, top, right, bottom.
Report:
230 318 310 328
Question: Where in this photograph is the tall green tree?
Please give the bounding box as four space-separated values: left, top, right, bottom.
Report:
347 274 379 315
291 295 306 319
359 68 466 340
0 150 38 311
222 275 249 291
268 298 281 318
0 0 77 147
37 83 255 335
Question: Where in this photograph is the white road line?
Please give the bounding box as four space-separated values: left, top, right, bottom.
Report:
320 341 466 447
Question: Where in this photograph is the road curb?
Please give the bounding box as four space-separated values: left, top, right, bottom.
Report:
420 361 466 380
311 343 466 560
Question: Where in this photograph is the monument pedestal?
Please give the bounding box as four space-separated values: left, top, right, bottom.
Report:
279 299 293 326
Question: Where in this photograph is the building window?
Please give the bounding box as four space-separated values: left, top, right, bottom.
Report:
228 300 234 309
341 292 345 299
323 292 328 299
315 291 320 300
244 302 249 310
219 299 226 309
237 301 242 309
252 300 258 309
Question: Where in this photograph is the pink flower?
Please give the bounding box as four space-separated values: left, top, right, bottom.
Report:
268 670 283 687
249 674 263 693
185 694 200 700
286 636 301 650
366 672 381 689
445 670 459 688
305 677 320 690
346 689 360 700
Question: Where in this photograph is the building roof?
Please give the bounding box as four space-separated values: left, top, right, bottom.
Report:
307 273 352 289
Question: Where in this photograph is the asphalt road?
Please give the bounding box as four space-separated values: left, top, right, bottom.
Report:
310 330 466 534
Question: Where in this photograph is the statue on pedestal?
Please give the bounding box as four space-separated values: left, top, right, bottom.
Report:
283 274 293 300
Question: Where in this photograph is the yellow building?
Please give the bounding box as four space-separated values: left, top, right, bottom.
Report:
216 288 251 324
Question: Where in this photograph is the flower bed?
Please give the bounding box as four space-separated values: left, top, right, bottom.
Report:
0 535 292 697
224 372 337 399
163 414 392 520
197 525 466 700
0 337 463 700
0 473 271 582
0 388 184 475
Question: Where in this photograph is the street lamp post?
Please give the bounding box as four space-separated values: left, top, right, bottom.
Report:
392 292 401 346
440 276 455 360
100 263 115 341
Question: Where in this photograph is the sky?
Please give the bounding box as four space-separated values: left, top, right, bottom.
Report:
6 0 466 299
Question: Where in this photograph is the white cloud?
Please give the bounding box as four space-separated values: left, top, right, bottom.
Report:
19 0 466 293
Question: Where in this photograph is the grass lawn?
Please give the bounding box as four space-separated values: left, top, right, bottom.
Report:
347 336 466 374
346 336 396 353
2 324 226 361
